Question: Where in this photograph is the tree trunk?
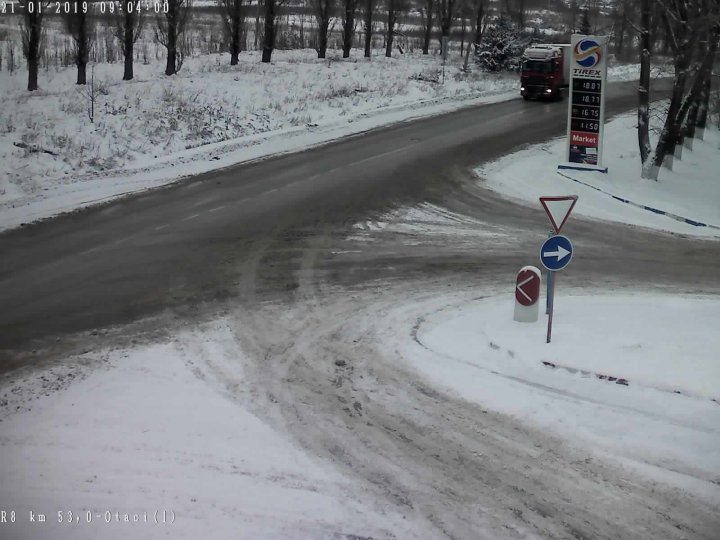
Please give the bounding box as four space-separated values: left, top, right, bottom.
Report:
77 61 87 84
28 56 39 91
637 0 651 169
165 1 177 75
385 11 395 58
25 8 42 91
262 0 275 63
342 3 356 58
652 68 689 168
422 0 434 55
439 0 454 47
696 73 711 129
318 19 329 58
230 1 241 65
364 0 373 58
123 14 134 80
696 24 719 129
473 0 484 49
76 18 87 85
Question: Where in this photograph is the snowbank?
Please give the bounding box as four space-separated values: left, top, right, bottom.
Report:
476 111 720 238
403 293 720 492
0 320 420 539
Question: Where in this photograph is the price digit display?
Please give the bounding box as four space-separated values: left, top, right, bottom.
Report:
572 79 602 93
566 35 607 167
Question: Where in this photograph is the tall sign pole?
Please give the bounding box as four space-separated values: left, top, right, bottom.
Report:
539 196 578 343
561 35 608 173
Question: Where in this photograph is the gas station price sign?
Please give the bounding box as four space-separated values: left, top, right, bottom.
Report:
566 35 608 169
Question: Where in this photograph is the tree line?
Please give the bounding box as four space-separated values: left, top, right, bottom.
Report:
16 0 656 91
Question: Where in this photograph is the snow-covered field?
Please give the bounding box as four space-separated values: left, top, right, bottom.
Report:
0 49 640 232
476 111 720 238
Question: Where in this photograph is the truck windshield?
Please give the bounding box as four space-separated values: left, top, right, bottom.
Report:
522 60 553 73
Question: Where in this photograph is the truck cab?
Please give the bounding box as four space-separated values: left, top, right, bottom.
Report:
520 44 571 101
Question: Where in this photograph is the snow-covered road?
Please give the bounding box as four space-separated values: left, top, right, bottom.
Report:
2 275 718 539
2 195 719 538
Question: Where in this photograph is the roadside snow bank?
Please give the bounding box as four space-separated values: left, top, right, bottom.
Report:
0 320 419 540
476 113 720 238
405 293 720 489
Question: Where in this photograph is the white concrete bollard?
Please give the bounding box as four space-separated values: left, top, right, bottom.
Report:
663 153 674 171
674 143 683 160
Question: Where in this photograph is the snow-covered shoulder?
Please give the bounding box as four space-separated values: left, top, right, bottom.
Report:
476 113 720 239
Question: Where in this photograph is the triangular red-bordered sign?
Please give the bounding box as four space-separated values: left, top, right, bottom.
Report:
539 195 578 234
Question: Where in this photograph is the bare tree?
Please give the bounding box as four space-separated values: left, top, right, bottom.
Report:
438 0 456 45
421 0 435 55
678 10 719 139
262 0 291 62
262 0 274 62
612 0 635 60
650 0 706 169
219 0 245 65
385 0 406 57
155 0 193 75
341 0 360 58
637 0 652 173
503 0 526 29
63 1 95 85
363 0 376 58
567 0 580 33
472 0 486 50
18 0 45 91
312 0 335 59
578 8 591 35
113 1 144 80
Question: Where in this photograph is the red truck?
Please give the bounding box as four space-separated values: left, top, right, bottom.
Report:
520 44 572 101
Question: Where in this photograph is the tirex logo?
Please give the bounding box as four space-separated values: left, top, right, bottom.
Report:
570 131 598 146
574 39 602 68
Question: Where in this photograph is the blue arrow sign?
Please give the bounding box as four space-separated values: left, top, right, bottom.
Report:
540 235 573 271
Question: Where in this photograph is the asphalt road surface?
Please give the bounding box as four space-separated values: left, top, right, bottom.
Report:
1 81 719 538
3 80 717 360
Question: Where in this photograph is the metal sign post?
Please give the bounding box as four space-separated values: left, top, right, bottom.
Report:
540 235 573 343
546 271 555 342
545 230 554 314
441 36 448 85
538 196 578 344
561 34 609 173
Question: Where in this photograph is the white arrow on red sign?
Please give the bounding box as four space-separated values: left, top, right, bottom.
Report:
515 268 540 306
539 195 578 234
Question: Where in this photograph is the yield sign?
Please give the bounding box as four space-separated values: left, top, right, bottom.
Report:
539 195 578 234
